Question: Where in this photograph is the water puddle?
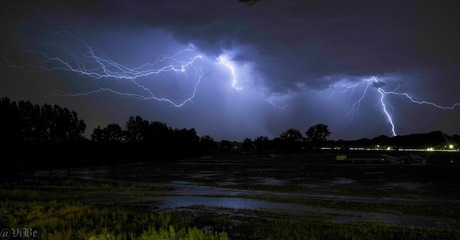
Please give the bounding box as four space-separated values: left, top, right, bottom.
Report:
154 196 311 212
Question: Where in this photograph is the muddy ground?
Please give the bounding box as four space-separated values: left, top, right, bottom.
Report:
34 152 460 229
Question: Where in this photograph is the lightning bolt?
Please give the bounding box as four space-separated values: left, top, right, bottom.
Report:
217 54 243 91
383 91 460 110
217 54 289 109
333 76 460 136
7 31 297 111
268 97 288 109
378 88 397 136
6 31 204 107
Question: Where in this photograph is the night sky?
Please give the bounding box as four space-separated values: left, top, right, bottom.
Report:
1 0 459 141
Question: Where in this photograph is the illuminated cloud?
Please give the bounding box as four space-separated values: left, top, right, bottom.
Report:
1 1 459 140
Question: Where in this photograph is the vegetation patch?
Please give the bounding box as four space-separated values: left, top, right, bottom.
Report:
2 178 460 240
0 188 228 240
248 195 460 221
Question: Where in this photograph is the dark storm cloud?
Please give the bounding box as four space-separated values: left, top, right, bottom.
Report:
1 0 459 140
106 1 459 92
5 0 459 93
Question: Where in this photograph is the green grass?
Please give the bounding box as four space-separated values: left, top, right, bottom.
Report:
90 226 229 240
251 217 460 240
248 195 460 220
0 191 228 240
0 177 225 240
0 175 171 191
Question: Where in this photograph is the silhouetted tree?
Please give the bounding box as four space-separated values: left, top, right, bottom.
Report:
279 128 303 152
426 131 449 148
280 128 303 141
254 136 270 153
124 116 149 143
219 140 233 153
174 128 200 156
241 138 254 153
371 135 390 147
91 123 123 143
305 124 330 149
144 121 174 150
50 105 86 142
200 135 218 154
40 104 54 141
0 97 89 171
0 97 21 142
0 97 86 143
17 100 36 141
91 126 104 143
104 123 123 142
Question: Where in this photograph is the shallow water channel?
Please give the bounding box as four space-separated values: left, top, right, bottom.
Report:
153 181 311 211
154 195 310 211
35 164 460 228
141 181 458 228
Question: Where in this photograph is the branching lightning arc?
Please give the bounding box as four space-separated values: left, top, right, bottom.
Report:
5 31 253 107
12 32 456 135
217 54 243 91
5 32 291 111
333 77 460 136
6 31 209 107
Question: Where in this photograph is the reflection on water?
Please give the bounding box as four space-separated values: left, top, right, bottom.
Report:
154 196 448 227
156 196 311 212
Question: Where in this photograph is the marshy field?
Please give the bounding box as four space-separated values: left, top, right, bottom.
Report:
1 152 460 240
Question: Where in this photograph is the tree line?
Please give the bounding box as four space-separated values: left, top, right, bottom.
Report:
1 96 459 171
238 128 460 153
0 97 219 171
237 124 331 154
332 131 460 150
90 115 218 158
0 97 332 159
0 97 86 143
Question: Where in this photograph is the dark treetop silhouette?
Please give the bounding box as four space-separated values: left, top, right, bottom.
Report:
1 97 459 172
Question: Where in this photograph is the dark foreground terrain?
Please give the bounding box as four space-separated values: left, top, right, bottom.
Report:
1 152 460 239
